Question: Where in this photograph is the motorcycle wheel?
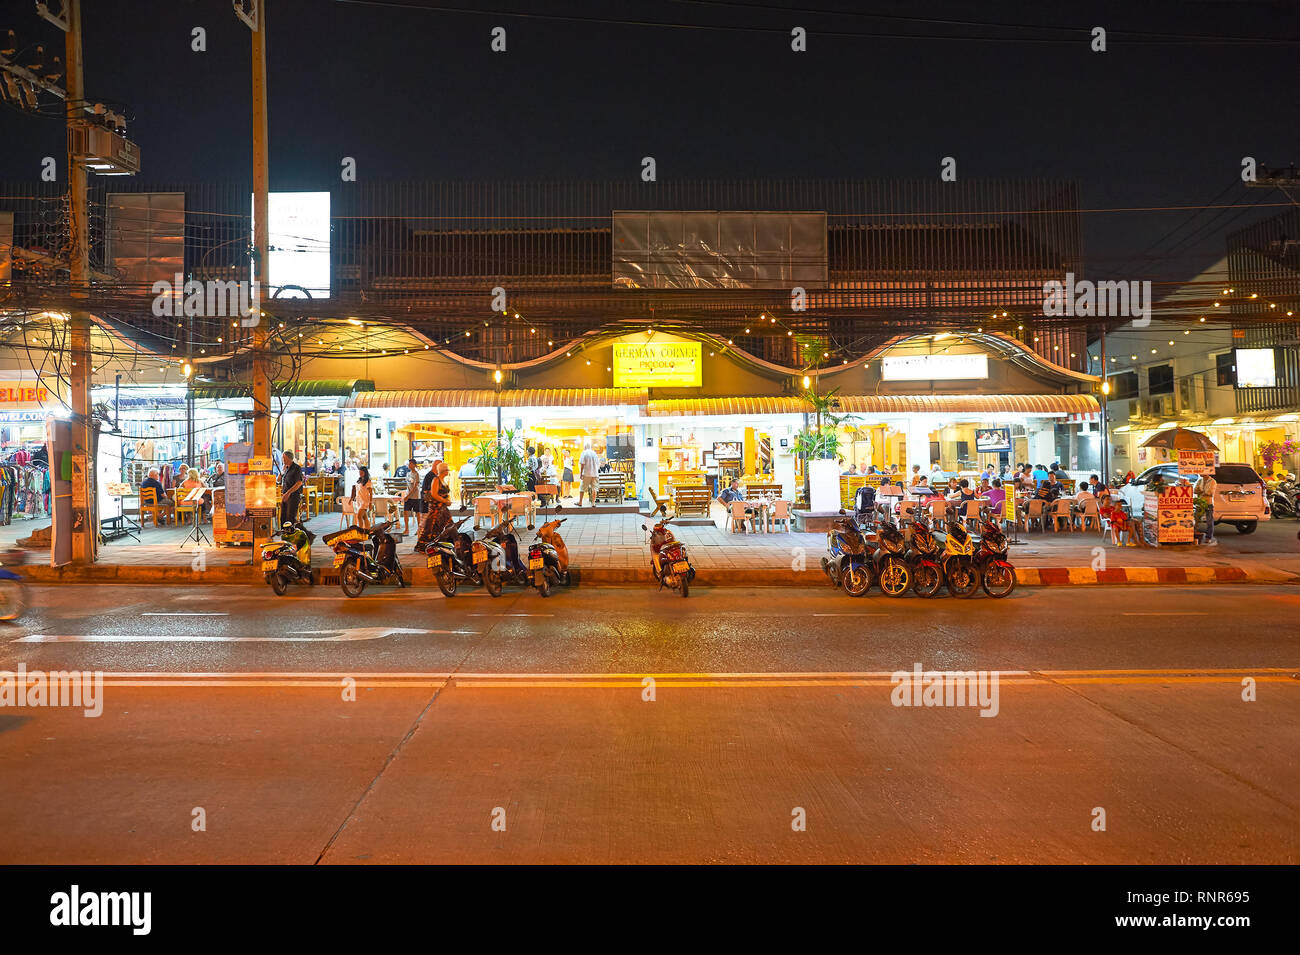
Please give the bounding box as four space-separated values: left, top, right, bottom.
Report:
679 573 689 598
269 571 289 596
556 569 571 586
536 573 550 598
946 560 979 598
340 559 366 598
0 579 25 621
912 563 942 598
842 564 871 597
878 558 911 597
485 569 502 597
982 562 1016 598
436 567 457 597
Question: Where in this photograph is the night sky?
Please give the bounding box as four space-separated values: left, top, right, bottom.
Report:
1 0 1297 283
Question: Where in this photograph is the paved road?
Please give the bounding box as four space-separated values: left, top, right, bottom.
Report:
0 583 1296 863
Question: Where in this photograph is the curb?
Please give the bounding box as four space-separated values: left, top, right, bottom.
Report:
18 564 1294 587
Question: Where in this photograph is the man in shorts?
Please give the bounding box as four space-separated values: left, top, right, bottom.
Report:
577 440 601 506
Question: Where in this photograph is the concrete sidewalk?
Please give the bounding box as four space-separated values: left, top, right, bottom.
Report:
4 506 1299 586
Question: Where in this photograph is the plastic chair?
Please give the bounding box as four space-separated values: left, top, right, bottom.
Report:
473 495 495 530
897 500 917 523
927 498 948 527
338 495 356 529
728 500 749 533
1078 498 1102 532
770 499 792 532
1049 499 1074 531
1023 498 1046 532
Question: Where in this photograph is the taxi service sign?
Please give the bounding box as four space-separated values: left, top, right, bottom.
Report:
1177 449 1216 475
1156 484 1196 544
612 342 702 388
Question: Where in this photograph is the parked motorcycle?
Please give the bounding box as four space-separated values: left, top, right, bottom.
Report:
1267 479 1298 519
938 519 979 597
974 507 1016 598
643 504 694 597
903 512 944 598
324 520 408 598
821 509 874 596
527 505 574 597
0 548 27 622
481 506 531 587
871 514 912 597
426 516 500 597
261 521 316 595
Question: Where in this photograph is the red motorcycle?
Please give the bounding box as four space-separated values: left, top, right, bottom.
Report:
642 503 695 597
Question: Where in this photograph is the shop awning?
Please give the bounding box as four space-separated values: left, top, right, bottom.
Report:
190 378 376 400
345 388 648 410
647 393 1100 417
835 394 1100 416
648 397 810 417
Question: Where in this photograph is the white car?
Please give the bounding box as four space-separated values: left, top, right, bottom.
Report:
1132 463 1270 534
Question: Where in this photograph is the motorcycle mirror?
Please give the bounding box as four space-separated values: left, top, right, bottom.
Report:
838 508 846 515
555 504 563 512
640 524 647 531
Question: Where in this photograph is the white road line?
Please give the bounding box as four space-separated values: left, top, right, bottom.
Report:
13 627 472 644
812 612 887 616
1120 612 1209 616
141 612 229 616
467 613 555 617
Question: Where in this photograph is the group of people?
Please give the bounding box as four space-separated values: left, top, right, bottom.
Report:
140 461 226 523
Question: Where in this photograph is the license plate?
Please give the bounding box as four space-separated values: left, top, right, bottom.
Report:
427 555 442 569
332 555 346 568
672 561 689 574
473 552 488 563
529 557 543 570
261 560 279 573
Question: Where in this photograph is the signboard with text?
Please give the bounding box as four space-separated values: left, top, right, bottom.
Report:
612 341 702 388
1156 485 1195 544
1177 450 1216 475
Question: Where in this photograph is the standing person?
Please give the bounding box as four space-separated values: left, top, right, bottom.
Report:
537 445 556 505
525 446 538 492
352 465 374 529
417 460 452 549
1199 471 1218 545
280 451 304 529
402 457 422 536
561 448 575 500
577 440 600 506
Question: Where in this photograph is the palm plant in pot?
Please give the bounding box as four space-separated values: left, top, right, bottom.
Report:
795 388 853 510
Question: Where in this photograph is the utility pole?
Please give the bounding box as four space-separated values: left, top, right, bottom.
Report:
64 0 92 564
1100 327 1110 480
238 0 273 536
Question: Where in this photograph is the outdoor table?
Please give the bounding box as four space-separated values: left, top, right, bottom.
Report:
371 494 403 521
476 492 535 527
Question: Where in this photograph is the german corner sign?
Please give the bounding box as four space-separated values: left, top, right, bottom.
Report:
612 341 702 388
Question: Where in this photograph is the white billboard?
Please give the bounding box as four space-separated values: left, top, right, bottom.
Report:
881 353 989 381
252 191 331 299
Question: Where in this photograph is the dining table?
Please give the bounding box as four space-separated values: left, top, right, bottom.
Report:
475 492 536 527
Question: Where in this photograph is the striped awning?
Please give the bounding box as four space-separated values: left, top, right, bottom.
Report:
835 394 1100 416
647 396 810 417
191 378 375 400
345 388 648 410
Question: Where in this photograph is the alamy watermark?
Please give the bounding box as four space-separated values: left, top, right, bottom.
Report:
151 273 260 327
1042 271 1151 327
891 663 1000 717
0 664 104 717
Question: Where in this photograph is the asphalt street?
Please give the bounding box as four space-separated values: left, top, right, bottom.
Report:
0 582 1296 863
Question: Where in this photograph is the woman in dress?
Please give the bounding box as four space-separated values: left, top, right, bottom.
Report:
561 449 575 500
352 465 374 529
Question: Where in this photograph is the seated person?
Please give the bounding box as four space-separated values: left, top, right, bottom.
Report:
179 467 211 518
140 468 171 522
947 478 980 518
985 479 1007 513
716 478 750 530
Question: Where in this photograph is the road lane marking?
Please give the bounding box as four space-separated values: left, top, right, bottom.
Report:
467 613 554 617
1120 612 1209 616
813 613 887 616
141 612 229 616
11 668 1293 689
13 627 472 643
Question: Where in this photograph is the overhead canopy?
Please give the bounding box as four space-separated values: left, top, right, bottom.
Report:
648 394 1100 417
346 388 648 409
1139 427 1219 452
191 378 375 400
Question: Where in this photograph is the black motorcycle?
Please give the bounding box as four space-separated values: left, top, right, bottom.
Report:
903 513 944 598
325 520 408 598
261 521 315 595
821 509 873 597
871 515 912 598
481 510 530 586
426 517 501 597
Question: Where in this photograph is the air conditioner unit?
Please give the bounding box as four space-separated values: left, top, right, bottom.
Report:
67 122 140 175
1144 396 1173 417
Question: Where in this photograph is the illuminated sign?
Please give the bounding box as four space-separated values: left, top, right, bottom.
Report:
252 192 331 299
1234 348 1276 388
0 379 56 409
881 353 989 381
612 341 702 387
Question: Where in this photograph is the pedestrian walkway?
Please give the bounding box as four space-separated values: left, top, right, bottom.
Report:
4 505 1299 584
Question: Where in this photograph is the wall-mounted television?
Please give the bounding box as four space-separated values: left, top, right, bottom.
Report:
1234 347 1277 388
975 427 1012 453
713 441 742 460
